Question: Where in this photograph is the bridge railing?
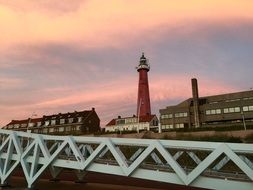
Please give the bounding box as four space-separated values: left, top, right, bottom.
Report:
0 129 253 190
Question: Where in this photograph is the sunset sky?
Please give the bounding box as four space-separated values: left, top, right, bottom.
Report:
0 0 253 127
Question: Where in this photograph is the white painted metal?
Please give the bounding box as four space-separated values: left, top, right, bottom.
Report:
0 129 253 189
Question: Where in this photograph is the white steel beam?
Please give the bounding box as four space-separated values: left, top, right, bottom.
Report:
0 129 252 190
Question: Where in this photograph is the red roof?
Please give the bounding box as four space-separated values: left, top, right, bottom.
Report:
7 117 43 125
105 114 157 127
6 109 96 126
106 119 116 126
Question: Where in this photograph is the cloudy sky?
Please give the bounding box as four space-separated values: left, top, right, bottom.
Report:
0 0 253 127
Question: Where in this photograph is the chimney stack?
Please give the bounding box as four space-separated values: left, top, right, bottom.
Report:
191 78 200 128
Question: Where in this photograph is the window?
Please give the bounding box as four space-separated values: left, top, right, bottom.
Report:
175 112 187 118
243 106 249 112
51 120 56 125
68 118 74 123
243 105 253 112
161 124 173 129
161 114 173 119
216 109 221 114
243 97 253 100
206 110 211 115
175 123 184 128
60 119 65 124
223 107 240 114
78 117 82 123
59 127 64 132
7 125 13 129
116 119 125 125
49 128 54 133
125 118 137 124
66 126 71 132
37 122 41 127
21 123 26 128
229 108 235 113
234 107 240 112
45 121 50 126
28 122 34 127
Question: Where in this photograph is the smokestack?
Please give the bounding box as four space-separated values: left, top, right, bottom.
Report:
191 78 200 128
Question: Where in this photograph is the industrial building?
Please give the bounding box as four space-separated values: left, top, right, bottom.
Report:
3 108 100 135
160 78 253 131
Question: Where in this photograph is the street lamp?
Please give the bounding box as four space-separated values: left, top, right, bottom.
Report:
137 98 142 133
27 112 37 133
241 110 247 131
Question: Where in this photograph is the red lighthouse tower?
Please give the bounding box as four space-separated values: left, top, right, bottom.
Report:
136 53 151 117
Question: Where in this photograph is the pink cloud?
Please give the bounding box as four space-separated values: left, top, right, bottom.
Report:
0 0 85 13
0 77 25 90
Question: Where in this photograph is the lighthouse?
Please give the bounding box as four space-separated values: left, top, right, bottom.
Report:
136 53 151 117
105 53 159 133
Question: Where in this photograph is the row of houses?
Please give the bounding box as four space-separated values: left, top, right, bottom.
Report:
3 108 100 135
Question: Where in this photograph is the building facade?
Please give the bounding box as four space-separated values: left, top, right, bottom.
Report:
4 108 100 135
105 115 159 133
160 78 253 131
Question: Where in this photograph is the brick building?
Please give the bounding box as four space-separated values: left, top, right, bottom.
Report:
3 108 100 135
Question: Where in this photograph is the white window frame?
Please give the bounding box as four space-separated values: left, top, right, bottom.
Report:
60 119 65 124
78 117 82 123
216 109 221 114
45 121 50 126
234 107 240 113
68 118 74 123
51 120 56 125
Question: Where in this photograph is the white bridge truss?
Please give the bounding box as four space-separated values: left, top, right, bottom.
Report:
0 129 253 189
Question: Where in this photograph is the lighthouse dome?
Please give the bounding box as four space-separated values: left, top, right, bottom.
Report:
137 53 150 71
